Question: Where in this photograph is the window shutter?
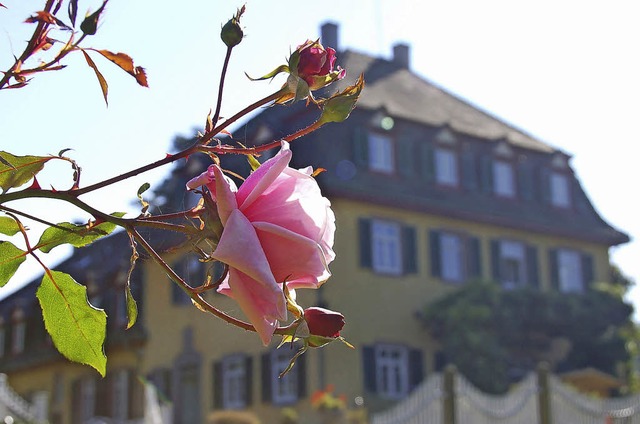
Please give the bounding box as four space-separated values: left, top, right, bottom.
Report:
539 168 551 204
408 348 424 391
467 237 482 280
128 369 145 419
419 142 435 182
358 218 372 268
402 226 418 274
461 150 477 190
245 356 253 406
362 346 377 393
296 351 307 399
526 246 540 287
71 378 82 424
94 375 110 417
480 155 494 194
518 163 535 201
549 249 559 290
213 360 222 408
261 353 272 402
581 254 595 289
490 240 501 283
398 138 415 177
352 126 369 167
429 230 441 277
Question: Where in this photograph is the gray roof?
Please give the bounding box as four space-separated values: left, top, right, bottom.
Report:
333 50 557 154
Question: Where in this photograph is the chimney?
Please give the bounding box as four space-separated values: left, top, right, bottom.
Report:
321 22 339 51
393 43 410 69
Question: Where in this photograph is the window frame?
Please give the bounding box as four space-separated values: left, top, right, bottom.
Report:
557 248 584 293
492 159 516 198
270 349 299 405
371 219 402 276
374 344 409 400
367 132 395 174
434 147 459 187
222 354 248 409
550 171 571 208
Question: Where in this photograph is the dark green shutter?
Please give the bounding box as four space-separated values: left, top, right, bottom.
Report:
490 240 501 283
429 230 441 277
518 163 535 201
461 150 477 190
353 126 369 167
245 356 253 406
480 156 494 194
408 348 424 391
359 218 372 268
398 138 415 177
549 249 559 290
467 237 482 280
261 353 272 402
582 254 594 289
402 226 418 274
526 246 540 287
540 168 551 204
419 142 435 182
296 351 307 399
362 346 376 393
213 361 222 408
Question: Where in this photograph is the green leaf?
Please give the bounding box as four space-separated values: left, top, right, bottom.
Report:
37 271 107 376
0 241 26 287
0 216 20 236
125 284 138 330
36 213 124 253
245 64 289 82
81 49 109 106
0 151 53 193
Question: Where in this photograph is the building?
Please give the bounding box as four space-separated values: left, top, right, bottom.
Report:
0 23 629 423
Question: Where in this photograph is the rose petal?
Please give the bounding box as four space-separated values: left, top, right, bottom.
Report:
237 143 292 210
212 165 238 225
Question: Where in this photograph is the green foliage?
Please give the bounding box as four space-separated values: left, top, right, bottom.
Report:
0 151 52 192
0 241 26 287
0 216 21 236
421 281 635 394
36 213 124 253
37 270 107 376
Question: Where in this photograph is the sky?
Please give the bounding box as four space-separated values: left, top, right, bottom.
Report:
1 1 639 315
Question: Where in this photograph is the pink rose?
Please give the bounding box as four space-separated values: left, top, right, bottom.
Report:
186 143 336 345
304 307 345 338
295 40 346 90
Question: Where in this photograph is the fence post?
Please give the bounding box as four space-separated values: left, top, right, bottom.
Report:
443 365 457 424
537 363 552 424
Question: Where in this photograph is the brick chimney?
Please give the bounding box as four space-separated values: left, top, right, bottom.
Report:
393 43 410 69
321 22 339 51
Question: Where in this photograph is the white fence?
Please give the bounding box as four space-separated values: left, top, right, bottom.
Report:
372 366 640 424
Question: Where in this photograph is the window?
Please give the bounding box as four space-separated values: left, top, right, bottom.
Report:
491 240 539 288
556 249 585 293
363 344 423 400
493 160 516 198
11 308 25 355
371 220 402 275
550 172 571 208
439 233 464 282
271 349 298 404
112 370 129 421
217 355 250 409
368 133 394 173
430 231 481 283
435 148 458 187
359 218 417 276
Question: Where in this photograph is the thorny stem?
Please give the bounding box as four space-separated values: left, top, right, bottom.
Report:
210 46 233 133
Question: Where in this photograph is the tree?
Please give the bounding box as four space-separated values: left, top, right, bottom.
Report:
420 276 635 394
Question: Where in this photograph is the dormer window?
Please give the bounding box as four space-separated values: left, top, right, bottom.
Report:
492 160 516 198
368 132 394 174
550 172 571 208
434 148 458 187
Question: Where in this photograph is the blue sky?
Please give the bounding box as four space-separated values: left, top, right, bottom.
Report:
1 1 639 314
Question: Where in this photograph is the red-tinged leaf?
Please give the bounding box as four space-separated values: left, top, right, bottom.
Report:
0 151 53 192
80 50 108 106
90 49 149 87
25 10 71 29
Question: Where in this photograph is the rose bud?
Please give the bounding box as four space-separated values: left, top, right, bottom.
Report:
304 307 345 338
294 40 345 90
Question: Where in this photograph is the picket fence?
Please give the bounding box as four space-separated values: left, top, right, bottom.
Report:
371 365 640 424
